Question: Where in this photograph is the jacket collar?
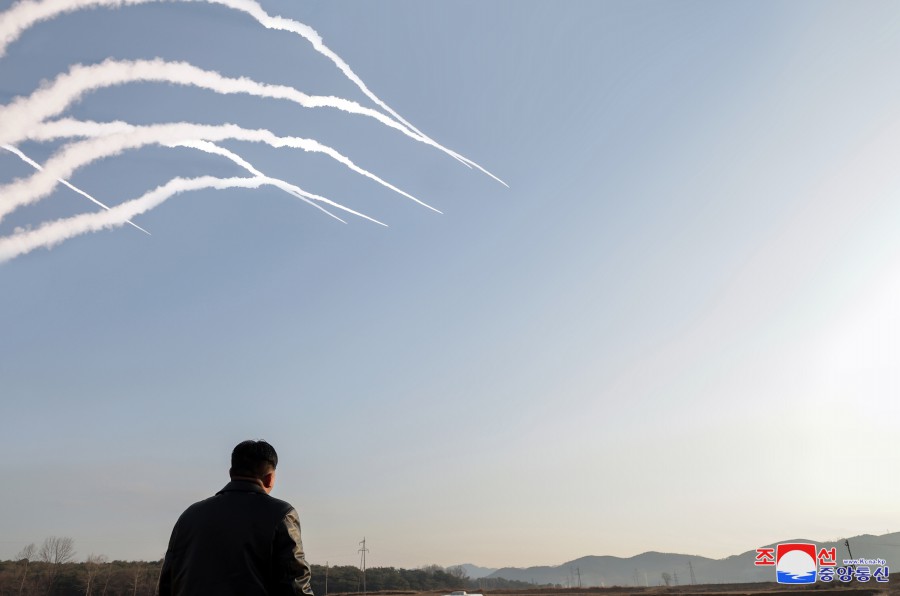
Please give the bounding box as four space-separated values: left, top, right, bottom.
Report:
217 479 267 495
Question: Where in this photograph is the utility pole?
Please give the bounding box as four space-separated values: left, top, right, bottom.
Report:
688 561 696 585
325 562 329 596
844 539 855 572
359 538 369 596
673 570 679 586
576 567 582 588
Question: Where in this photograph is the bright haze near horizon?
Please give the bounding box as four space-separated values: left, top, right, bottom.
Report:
1 0 899 570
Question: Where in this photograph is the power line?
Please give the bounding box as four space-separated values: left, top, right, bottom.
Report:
358 538 369 596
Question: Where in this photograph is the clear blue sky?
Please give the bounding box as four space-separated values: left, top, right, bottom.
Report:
1 0 899 569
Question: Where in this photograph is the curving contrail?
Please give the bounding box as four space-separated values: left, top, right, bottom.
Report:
0 0 507 185
170 139 388 226
0 174 275 262
0 0 503 262
2 143 151 235
0 58 446 159
0 119 438 222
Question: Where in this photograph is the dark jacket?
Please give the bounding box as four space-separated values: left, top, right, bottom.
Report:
157 480 314 596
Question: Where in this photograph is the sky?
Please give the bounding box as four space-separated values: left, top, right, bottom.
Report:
1 0 900 570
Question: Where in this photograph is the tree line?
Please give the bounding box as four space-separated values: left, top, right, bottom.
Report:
1 538 540 595
0 537 161 596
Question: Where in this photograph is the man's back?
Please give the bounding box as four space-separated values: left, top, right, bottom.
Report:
158 480 313 596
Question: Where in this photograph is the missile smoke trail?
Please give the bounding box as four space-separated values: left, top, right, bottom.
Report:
0 58 442 156
172 140 346 224
0 120 437 221
0 0 503 261
0 0 507 185
2 143 151 235
170 139 387 226
0 175 279 262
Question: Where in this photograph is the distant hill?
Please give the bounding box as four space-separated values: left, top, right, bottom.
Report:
452 564 498 579
482 531 900 586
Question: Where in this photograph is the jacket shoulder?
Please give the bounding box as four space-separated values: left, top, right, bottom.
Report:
265 494 295 516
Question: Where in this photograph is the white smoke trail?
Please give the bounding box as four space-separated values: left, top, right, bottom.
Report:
174 140 345 224
0 120 438 221
0 175 277 262
0 58 439 157
0 0 507 185
26 119 135 139
0 0 505 262
170 139 387 226
2 143 151 235
0 136 390 262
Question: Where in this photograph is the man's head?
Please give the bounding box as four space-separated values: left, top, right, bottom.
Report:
230 440 278 494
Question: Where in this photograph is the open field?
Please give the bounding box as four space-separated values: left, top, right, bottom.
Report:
340 583 900 596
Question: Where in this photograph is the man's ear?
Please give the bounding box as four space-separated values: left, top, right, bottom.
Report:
262 470 276 494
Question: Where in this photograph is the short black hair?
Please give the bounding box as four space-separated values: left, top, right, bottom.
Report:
230 440 278 480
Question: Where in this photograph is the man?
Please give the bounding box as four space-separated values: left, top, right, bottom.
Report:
157 440 314 596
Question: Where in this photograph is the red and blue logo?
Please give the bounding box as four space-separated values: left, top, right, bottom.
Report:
755 542 889 584
775 543 817 584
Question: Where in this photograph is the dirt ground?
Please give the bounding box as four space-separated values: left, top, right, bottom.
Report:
353 581 900 596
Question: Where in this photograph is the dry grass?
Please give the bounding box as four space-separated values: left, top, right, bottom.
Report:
374 579 900 596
